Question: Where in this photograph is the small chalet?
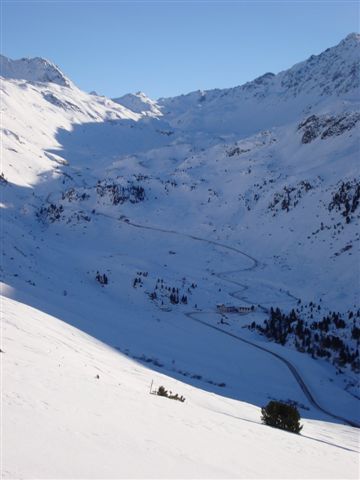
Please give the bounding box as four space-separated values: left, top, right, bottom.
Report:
216 304 255 314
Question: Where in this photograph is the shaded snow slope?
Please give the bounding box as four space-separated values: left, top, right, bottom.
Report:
2 295 359 479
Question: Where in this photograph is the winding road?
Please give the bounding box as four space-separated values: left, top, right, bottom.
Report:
100 213 360 428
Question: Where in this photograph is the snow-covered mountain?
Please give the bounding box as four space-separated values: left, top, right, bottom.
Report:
157 32 360 136
0 54 74 87
113 91 162 117
1 34 359 478
1 60 140 187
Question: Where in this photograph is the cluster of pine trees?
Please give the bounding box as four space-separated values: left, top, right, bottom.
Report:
169 289 188 305
249 305 359 372
96 271 108 285
148 278 196 306
132 271 148 288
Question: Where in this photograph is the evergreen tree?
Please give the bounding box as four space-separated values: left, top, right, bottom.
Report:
261 401 303 434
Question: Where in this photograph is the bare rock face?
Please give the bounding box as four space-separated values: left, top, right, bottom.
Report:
298 112 360 144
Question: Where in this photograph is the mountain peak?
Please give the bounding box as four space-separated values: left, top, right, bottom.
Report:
342 32 360 43
112 91 162 117
0 54 72 87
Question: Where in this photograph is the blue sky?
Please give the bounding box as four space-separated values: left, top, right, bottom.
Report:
1 1 359 99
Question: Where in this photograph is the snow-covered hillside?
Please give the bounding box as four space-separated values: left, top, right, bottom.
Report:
3 295 359 478
1 62 140 187
1 33 359 478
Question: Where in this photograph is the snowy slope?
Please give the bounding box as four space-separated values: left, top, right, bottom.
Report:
0 72 140 187
113 91 162 117
3 295 359 479
1 33 360 478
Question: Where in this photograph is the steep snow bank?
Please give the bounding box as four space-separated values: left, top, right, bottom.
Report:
2 295 359 479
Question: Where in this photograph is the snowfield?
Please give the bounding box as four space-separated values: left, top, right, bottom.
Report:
2 295 359 479
1 33 360 478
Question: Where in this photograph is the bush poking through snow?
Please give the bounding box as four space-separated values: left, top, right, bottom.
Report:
157 386 168 397
261 401 303 434
156 385 185 402
0 172 8 185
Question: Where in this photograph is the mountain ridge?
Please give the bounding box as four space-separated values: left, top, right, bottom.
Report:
2 33 358 110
